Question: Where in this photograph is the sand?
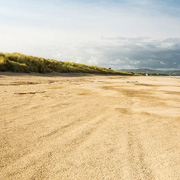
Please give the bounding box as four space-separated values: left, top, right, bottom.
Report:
0 72 180 180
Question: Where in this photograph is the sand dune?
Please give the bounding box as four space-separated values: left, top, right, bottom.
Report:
0 73 180 180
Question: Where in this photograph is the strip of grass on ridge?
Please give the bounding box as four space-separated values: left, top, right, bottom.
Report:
0 52 132 75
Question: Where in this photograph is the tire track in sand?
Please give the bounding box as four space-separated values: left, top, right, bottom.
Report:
1 114 108 180
127 130 155 180
116 106 155 179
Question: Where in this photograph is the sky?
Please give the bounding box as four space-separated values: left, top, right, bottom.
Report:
0 0 180 69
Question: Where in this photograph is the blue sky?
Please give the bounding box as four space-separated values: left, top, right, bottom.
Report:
0 0 180 69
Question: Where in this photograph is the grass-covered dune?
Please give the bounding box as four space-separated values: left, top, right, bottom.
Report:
0 52 131 75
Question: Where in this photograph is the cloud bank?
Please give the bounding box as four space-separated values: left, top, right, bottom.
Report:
41 37 180 70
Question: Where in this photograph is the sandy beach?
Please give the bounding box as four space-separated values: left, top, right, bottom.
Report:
0 72 180 180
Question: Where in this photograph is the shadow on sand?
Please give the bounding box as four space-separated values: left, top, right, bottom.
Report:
0 72 97 77
0 72 123 78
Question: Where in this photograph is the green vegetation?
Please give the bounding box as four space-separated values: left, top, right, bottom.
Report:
0 52 131 75
120 68 180 76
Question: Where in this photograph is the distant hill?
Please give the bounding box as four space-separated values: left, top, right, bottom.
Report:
0 52 131 75
120 69 180 76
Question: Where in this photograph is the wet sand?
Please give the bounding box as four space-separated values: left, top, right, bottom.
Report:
0 72 180 180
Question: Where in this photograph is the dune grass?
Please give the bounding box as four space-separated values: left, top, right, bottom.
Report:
0 52 131 75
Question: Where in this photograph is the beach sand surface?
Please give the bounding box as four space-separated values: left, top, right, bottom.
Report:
0 72 180 180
